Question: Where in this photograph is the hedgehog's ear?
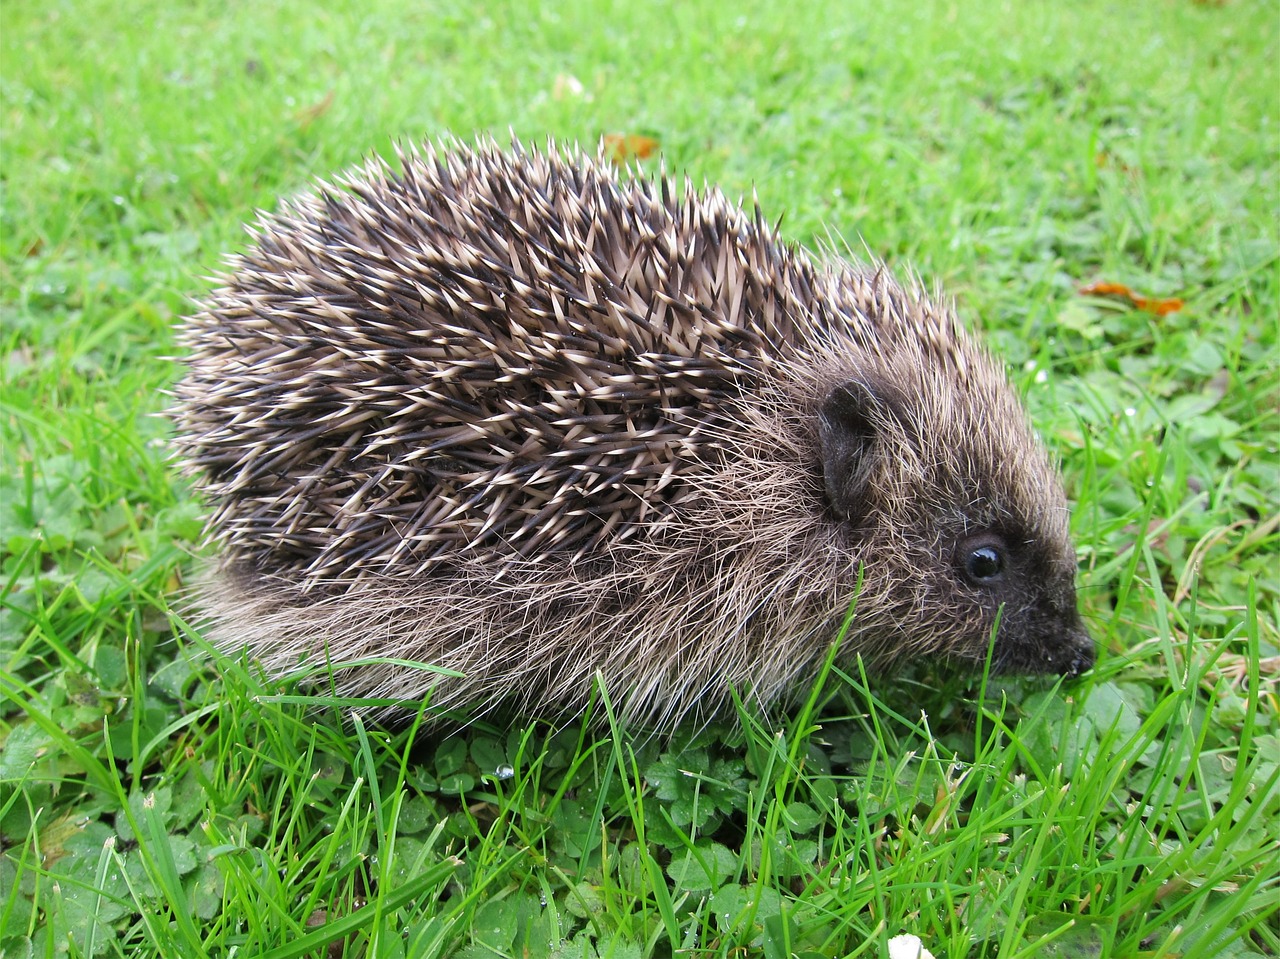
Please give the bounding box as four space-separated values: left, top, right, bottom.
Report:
818 381 881 520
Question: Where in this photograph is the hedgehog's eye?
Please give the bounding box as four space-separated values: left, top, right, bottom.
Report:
958 536 1007 584
967 546 1004 580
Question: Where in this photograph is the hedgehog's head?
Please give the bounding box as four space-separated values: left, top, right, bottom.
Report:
815 348 1094 679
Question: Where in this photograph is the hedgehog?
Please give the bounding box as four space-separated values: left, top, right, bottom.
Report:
170 138 1094 731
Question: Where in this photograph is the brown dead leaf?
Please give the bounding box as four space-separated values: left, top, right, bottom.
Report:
602 133 660 164
1080 281 1184 316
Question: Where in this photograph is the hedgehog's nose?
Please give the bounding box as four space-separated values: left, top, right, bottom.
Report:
1062 627 1095 678
1065 652 1092 678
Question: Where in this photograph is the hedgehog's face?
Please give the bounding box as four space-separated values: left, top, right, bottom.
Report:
943 528 1094 676
818 378 1094 677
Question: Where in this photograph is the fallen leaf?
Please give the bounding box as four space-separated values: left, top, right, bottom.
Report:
602 133 661 164
1080 281 1184 316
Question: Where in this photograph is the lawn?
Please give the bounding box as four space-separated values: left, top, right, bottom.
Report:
1 0 1277 956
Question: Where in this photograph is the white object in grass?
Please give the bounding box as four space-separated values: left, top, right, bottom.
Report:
887 934 936 959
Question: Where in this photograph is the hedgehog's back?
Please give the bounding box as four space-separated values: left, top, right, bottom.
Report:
173 142 845 579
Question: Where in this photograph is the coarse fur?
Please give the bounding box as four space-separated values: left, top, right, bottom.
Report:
171 138 1094 730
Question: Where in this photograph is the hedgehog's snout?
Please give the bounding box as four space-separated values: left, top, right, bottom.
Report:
1064 652 1093 678
1061 624 1096 678
988 596 1095 678
1035 617 1094 678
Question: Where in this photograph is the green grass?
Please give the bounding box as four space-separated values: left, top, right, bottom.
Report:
2 0 1277 956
